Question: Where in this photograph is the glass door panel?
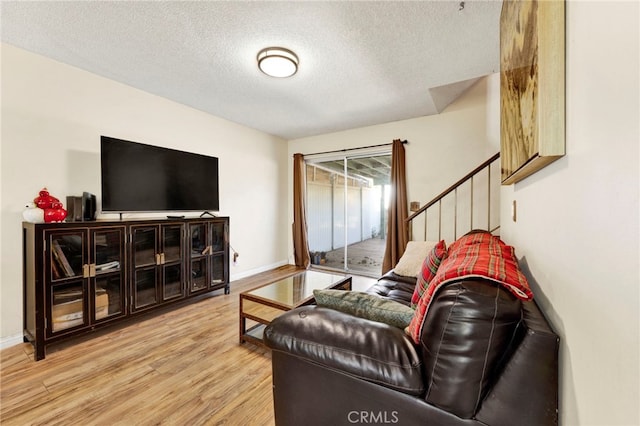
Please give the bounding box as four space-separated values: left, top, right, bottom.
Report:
162 225 182 263
332 182 346 265
189 223 209 293
344 155 389 275
49 232 84 280
132 225 161 311
163 264 182 300
95 275 122 319
190 258 208 292
190 224 207 256
306 152 391 276
133 227 157 267
93 228 125 320
211 254 225 286
161 224 183 300
211 222 225 252
94 229 122 272
135 268 157 308
51 281 86 332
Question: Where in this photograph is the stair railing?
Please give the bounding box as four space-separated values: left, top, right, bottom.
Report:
407 153 500 241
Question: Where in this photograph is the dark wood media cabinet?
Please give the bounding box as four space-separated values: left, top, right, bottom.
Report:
23 216 230 361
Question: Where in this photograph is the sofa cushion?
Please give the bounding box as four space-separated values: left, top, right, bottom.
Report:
367 272 417 306
314 289 415 328
264 306 425 396
393 240 438 277
410 240 447 309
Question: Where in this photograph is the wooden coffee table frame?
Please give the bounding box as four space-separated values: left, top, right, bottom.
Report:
239 271 352 347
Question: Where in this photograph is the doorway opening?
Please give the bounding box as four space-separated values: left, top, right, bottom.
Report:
305 151 391 276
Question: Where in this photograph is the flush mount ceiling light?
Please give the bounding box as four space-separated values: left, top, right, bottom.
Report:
257 47 299 78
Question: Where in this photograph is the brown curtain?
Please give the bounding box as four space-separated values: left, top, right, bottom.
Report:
381 139 409 274
292 153 311 268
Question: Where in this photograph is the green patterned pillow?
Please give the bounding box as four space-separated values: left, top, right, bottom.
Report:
313 289 414 329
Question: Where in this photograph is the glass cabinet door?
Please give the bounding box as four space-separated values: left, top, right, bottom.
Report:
50 281 86 333
131 224 184 308
189 223 209 293
132 226 159 310
209 221 228 292
92 228 125 321
161 225 183 300
46 230 88 334
188 221 227 294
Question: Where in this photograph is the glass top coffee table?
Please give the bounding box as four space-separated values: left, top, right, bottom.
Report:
239 270 352 346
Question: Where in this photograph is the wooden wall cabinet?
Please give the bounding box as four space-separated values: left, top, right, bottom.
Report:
500 0 565 185
23 217 230 361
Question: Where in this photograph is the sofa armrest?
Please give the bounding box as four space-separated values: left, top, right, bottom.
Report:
264 305 425 396
475 300 559 426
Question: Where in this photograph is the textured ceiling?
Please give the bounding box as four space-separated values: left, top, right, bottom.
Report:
0 1 502 140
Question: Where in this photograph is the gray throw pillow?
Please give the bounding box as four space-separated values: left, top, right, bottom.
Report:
313 289 414 329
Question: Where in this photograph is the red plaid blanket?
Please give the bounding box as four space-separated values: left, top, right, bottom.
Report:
406 232 533 343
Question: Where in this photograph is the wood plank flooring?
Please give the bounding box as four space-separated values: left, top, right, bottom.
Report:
0 265 376 426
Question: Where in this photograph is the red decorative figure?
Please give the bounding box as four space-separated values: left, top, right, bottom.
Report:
34 188 67 222
34 188 60 210
44 202 68 223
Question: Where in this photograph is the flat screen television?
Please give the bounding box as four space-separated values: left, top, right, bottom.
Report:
100 136 219 213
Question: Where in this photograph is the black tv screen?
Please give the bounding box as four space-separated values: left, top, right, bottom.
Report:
100 136 219 212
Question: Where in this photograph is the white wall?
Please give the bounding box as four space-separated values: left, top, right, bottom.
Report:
500 2 639 425
0 44 289 345
288 74 501 261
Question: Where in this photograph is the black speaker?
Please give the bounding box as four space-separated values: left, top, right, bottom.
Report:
82 192 96 221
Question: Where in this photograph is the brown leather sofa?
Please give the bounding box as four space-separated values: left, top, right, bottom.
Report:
264 271 559 426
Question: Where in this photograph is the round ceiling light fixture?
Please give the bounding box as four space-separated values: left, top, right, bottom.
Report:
257 47 299 78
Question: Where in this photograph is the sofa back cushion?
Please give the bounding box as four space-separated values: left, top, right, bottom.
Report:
366 271 417 306
420 279 522 419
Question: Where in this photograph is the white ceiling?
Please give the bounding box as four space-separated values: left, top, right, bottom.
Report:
0 1 503 140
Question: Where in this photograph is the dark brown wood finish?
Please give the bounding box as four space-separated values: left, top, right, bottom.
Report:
22 217 230 361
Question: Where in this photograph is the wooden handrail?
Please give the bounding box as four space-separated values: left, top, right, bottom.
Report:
406 152 500 223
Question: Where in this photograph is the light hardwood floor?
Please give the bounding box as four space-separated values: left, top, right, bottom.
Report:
0 265 376 426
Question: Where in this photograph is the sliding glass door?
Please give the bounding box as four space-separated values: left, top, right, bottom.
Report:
306 151 391 276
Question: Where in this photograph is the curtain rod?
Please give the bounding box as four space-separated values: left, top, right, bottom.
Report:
300 140 407 157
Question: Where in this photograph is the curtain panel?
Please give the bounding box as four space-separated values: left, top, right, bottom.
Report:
381 139 409 274
292 153 311 268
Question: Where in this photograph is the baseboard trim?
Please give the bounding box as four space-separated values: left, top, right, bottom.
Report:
230 260 289 281
1 333 24 350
